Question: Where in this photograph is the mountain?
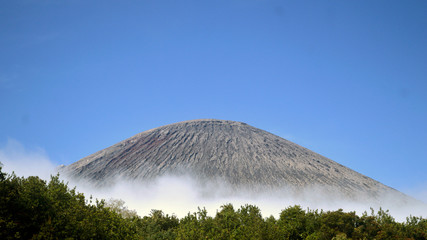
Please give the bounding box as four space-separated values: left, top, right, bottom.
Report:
62 119 408 202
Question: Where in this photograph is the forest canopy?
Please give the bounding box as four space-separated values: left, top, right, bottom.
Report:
0 163 425 240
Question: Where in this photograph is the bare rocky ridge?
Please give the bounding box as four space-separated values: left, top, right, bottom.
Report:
63 119 408 202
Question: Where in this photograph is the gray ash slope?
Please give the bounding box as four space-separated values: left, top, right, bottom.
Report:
63 119 407 202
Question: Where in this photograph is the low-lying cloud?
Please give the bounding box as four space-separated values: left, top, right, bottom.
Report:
1 139 426 222
68 175 427 222
0 139 56 181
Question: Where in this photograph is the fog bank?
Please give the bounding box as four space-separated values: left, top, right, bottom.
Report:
65 174 427 222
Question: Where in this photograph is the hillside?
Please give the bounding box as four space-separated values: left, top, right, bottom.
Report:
62 119 409 203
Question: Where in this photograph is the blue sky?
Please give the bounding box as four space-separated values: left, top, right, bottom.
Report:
1 0 426 200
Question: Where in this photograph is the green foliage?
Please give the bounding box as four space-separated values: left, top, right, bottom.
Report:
278 205 308 239
176 207 215 239
0 165 137 240
0 164 426 239
135 209 179 239
317 209 357 239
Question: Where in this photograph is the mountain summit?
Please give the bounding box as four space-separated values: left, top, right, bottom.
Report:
63 119 406 202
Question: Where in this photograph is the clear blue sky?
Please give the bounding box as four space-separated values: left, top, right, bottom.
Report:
1 0 426 199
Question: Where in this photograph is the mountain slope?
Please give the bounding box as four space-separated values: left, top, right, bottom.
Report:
63 119 405 202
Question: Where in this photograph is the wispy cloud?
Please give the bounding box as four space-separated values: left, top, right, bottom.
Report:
0 139 56 180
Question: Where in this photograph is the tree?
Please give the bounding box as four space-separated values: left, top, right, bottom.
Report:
278 205 308 239
0 165 138 239
135 209 178 239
